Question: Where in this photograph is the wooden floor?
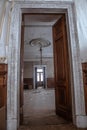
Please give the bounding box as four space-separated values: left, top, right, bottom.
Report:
19 88 86 130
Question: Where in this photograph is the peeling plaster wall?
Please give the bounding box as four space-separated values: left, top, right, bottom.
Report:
0 1 6 35
74 0 87 63
0 1 11 62
0 1 6 56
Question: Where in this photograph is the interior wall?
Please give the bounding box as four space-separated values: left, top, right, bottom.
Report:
0 1 6 35
74 0 87 63
24 26 53 60
24 59 54 78
0 0 6 59
24 62 33 78
24 59 54 89
24 26 52 44
0 1 11 62
24 25 54 78
24 23 54 88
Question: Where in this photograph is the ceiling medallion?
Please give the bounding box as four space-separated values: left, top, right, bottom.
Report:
29 38 51 47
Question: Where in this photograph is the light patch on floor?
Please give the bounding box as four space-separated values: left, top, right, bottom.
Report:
23 88 55 118
23 88 68 126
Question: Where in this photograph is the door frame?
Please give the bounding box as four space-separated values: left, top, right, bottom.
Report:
7 1 87 130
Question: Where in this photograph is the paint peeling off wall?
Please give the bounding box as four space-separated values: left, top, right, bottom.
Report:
0 1 6 38
0 1 12 63
74 0 87 62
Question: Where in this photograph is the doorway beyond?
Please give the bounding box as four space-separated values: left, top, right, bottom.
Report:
22 13 72 126
34 66 46 89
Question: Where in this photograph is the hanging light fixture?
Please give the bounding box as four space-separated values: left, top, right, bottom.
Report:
29 38 51 65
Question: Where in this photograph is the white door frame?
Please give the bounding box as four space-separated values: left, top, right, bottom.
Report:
7 1 87 130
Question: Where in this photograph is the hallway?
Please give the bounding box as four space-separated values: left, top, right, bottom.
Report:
19 88 86 130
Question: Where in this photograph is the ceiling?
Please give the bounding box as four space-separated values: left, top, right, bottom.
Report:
24 14 61 26
23 14 61 62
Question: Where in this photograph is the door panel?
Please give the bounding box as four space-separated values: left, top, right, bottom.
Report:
0 64 7 130
53 15 72 120
82 63 87 114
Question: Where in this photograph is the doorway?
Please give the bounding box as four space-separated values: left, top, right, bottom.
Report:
7 2 86 129
34 65 46 89
21 13 72 126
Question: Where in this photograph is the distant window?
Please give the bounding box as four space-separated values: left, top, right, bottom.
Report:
41 73 43 81
37 69 43 72
37 68 43 81
37 73 39 81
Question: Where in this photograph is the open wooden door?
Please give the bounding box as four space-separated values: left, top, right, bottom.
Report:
0 64 7 130
53 15 72 120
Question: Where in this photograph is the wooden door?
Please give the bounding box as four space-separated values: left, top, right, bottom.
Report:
82 63 87 114
0 64 7 130
53 15 72 120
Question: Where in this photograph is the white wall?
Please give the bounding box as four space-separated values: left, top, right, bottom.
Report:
46 59 54 77
24 25 54 78
74 0 87 63
0 1 6 57
24 62 33 78
24 59 54 78
24 26 53 60
24 26 52 42
0 1 11 61
0 1 6 35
